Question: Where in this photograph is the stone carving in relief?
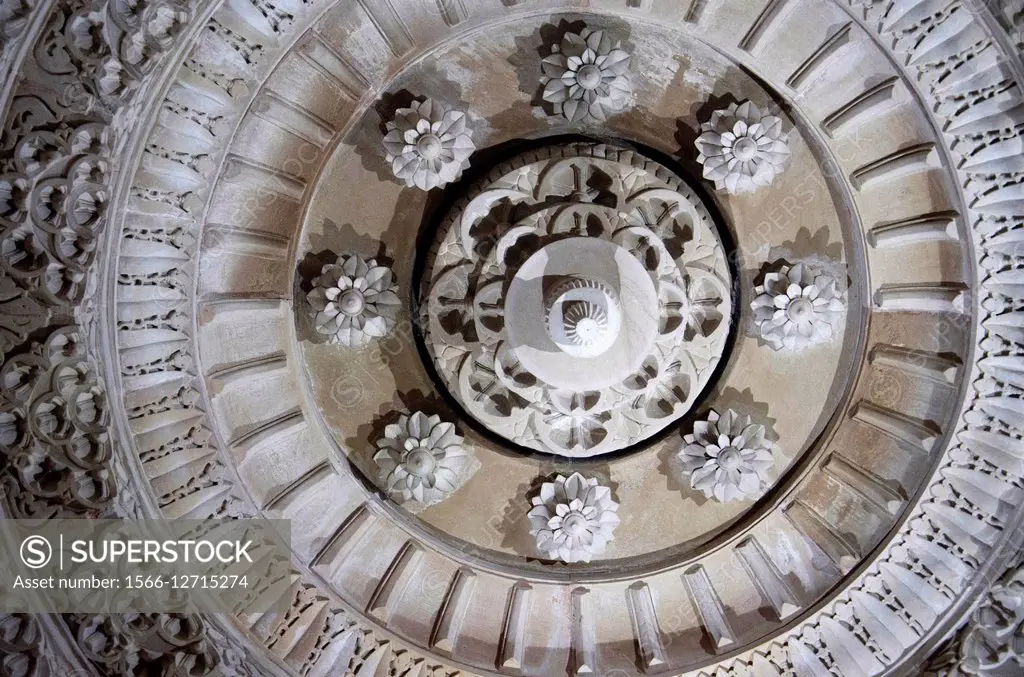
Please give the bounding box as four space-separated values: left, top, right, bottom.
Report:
0 325 115 518
923 558 1024 676
25 0 190 109
383 98 475 191
540 26 632 124
307 253 400 348
421 143 733 457
677 409 774 503
0 614 47 677
695 100 791 195
992 0 1023 52
2 0 1019 675
68 613 219 677
0 0 189 355
0 0 31 40
0 118 112 351
750 261 847 352
373 411 476 506
528 472 620 563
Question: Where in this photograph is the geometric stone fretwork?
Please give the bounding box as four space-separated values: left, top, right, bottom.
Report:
421 143 733 457
2 0 1021 676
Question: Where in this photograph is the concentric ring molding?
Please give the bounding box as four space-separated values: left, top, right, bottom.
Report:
0 1 1021 676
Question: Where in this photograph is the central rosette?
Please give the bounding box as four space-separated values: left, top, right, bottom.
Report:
420 144 733 457
545 277 621 357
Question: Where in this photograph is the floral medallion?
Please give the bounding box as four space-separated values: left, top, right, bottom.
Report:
373 411 477 507
750 261 847 352
527 472 620 563
419 143 733 457
383 98 475 190
307 254 401 348
540 27 632 123
695 100 791 195
678 409 775 503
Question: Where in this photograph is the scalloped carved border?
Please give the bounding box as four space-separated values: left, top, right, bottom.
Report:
1 1 1022 676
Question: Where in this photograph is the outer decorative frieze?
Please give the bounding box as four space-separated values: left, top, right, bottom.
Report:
750 261 847 352
0 0 1020 676
421 143 733 457
678 409 774 503
695 100 791 195
0 325 114 518
0 614 48 677
0 0 32 39
307 253 400 348
540 26 632 123
382 98 475 190
992 0 1023 54
67 613 219 677
373 411 476 507
527 472 620 563
924 556 1024 676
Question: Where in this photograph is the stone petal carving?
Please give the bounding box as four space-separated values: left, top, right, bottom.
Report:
750 261 847 351
540 27 632 123
1 0 1022 675
528 472 620 563
307 253 400 348
383 98 475 190
373 411 475 506
695 100 791 195
678 409 774 502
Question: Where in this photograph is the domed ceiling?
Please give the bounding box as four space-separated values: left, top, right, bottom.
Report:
1 0 1024 676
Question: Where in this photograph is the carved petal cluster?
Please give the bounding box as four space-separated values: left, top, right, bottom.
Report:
374 412 473 506
750 262 846 351
307 254 400 348
528 472 620 563
678 409 774 503
383 99 475 190
695 101 791 195
540 27 632 123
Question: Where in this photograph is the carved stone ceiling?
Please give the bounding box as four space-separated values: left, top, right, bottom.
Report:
1 1 1023 677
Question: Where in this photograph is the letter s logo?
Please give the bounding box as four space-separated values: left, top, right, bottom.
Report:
20 535 52 569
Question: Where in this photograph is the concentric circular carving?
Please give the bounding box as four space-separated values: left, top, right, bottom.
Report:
6 0 1022 676
420 143 733 457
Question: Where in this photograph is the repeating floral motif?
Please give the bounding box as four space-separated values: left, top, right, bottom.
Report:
695 100 791 195
382 99 475 190
540 26 632 123
0 1 1022 677
422 144 732 457
0 0 190 355
678 409 774 502
750 261 847 352
923 558 1024 676
373 411 475 506
68 613 219 677
527 472 620 563
0 326 114 518
0 614 48 677
307 253 401 348
0 4 215 677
